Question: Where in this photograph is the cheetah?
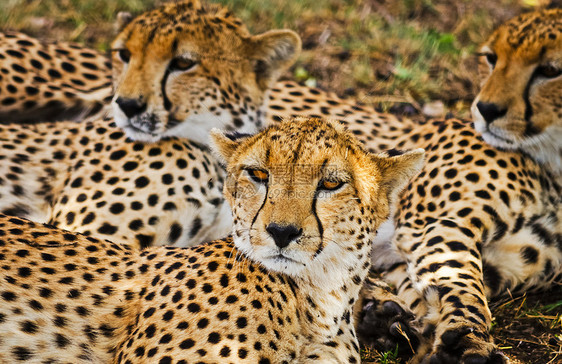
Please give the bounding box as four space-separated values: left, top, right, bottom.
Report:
0 117 424 363
1 3 560 362
109 0 300 144
472 8 562 175
0 31 112 122
101 8 562 362
0 0 406 155
0 0 306 249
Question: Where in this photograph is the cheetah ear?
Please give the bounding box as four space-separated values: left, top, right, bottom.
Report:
249 30 302 90
371 149 425 206
115 12 134 33
209 129 251 165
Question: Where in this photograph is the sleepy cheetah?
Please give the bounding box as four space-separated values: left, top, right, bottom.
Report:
358 9 562 363
0 0 305 249
0 0 407 155
0 117 424 363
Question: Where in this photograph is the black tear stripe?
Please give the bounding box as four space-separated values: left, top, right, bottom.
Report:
312 159 328 248
522 47 545 137
161 68 172 111
313 241 324 260
311 189 324 242
250 184 269 233
171 37 178 55
232 179 239 199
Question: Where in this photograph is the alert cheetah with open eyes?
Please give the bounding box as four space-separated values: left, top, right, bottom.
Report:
0 117 424 363
0 3 560 362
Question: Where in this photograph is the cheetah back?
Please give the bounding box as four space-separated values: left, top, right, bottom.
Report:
0 32 112 123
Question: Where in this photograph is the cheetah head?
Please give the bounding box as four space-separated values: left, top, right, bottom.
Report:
110 0 300 145
472 9 562 175
211 117 424 284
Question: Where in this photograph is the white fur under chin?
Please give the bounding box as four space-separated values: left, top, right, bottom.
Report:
111 103 160 142
371 217 404 270
112 102 259 146
472 104 562 176
521 125 562 176
162 111 259 147
477 120 562 176
474 120 517 150
233 231 368 289
233 233 307 277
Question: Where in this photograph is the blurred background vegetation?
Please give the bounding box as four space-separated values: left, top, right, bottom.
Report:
1 1 560 362
1 0 555 118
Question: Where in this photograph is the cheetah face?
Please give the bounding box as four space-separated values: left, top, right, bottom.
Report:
110 0 300 145
472 9 562 173
211 117 424 281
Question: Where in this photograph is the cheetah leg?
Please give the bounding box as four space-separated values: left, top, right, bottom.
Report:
397 221 507 364
355 272 422 359
301 324 361 363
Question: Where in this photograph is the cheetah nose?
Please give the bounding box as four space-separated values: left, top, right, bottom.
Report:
476 101 507 124
115 97 147 118
266 223 302 249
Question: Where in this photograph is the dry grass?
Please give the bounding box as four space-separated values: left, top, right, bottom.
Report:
0 0 534 115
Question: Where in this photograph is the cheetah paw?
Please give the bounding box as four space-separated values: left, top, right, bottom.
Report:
419 327 507 364
357 300 421 358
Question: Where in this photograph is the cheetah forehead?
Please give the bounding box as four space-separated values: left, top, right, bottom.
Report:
116 0 250 49
489 9 562 54
234 118 366 167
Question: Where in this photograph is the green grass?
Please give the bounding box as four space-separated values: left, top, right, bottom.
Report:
361 345 402 364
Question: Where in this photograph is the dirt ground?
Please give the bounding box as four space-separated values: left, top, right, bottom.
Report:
0 0 560 363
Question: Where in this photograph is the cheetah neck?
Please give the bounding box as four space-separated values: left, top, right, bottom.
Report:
522 125 562 177
292 237 373 338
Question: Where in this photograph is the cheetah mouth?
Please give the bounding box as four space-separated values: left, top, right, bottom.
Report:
478 123 517 146
123 122 159 138
485 129 515 144
269 254 302 265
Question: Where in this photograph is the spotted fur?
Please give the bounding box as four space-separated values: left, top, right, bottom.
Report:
0 31 112 122
0 5 560 363
0 118 230 249
110 0 300 144
472 9 562 176
0 118 424 363
357 10 562 363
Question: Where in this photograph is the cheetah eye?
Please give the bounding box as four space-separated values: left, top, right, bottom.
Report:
118 49 131 63
537 64 562 79
484 53 497 68
245 168 268 184
318 179 344 191
169 57 197 72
